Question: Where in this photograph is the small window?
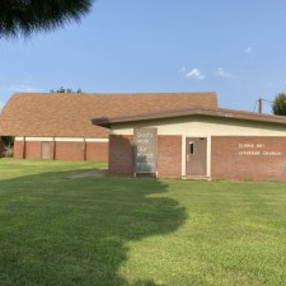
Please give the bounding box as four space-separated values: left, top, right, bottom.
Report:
189 142 194 155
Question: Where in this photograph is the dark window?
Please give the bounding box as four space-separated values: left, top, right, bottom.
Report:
189 142 194 155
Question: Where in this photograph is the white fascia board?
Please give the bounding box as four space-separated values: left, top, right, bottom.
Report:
85 138 109 143
15 137 24 141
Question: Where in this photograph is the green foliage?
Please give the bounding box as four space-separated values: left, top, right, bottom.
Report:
1 136 14 148
0 0 94 38
50 87 83 94
0 160 285 285
272 93 286 116
1 136 14 157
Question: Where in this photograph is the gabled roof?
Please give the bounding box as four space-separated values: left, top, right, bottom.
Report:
93 107 286 128
0 92 217 137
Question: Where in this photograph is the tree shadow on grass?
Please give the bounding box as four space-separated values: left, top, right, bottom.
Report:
0 170 186 286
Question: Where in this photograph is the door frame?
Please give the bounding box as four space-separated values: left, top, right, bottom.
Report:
41 141 51 160
185 137 208 177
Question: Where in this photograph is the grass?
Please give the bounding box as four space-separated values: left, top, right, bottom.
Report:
0 159 285 286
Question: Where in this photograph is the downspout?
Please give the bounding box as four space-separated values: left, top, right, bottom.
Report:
23 136 26 159
53 137 56 160
83 138 87 161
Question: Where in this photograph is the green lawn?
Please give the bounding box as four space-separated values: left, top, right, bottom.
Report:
0 159 285 286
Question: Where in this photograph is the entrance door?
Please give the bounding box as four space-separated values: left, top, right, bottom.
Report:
186 137 207 176
41 142 51 159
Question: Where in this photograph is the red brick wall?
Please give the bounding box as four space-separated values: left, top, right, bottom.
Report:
86 142 108 161
212 136 286 181
158 135 182 178
14 140 109 161
14 140 51 159
55 142 85 161
109 135 134 175
109 134 182 178
25 141 55 160
25 141 41 159
14 140 25 159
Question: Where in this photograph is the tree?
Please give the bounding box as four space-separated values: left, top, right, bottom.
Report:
50 87 83 94
0 0 94 38
1 136 14 147
1 136 14 157
272 93 286 116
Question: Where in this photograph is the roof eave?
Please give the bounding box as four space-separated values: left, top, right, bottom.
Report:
92 109 286 128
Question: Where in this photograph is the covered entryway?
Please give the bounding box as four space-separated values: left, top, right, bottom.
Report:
186 137 207 176
41 142 51 159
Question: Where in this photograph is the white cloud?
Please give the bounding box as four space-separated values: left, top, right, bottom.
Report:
186 68 205 80
244 47 253 54
8 84 42 93
178 66 205 80
215 67 236 79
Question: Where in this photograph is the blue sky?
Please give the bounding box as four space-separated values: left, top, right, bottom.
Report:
1 0 286 113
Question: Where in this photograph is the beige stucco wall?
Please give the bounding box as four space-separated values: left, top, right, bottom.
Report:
110 116 286 136
110 116 286 177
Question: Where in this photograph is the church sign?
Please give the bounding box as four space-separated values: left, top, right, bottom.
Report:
238 143 283 156
134 128 157 174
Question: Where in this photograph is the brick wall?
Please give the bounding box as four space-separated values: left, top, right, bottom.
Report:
212 136 286 181
25 141 55 159
86 142 108 161
14 140 25 159
158 135 182 178
109 135 134 175
109 134 182 178
13 140 109 161
25 141 41 159
55 142 85 161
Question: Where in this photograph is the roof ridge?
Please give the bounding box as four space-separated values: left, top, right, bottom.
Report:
11 91 217 97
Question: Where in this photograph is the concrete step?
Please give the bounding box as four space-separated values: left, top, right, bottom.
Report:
182 176 212 181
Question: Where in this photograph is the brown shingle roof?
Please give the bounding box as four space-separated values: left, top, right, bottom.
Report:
93 106 286 128
0 92 217 137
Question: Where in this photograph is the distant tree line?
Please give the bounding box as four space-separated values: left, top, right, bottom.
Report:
50 87 83 94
